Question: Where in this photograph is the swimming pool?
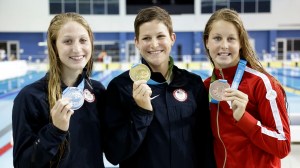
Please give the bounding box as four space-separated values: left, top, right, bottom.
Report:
1 68 299 114
1 67 299 125
0 68 299 167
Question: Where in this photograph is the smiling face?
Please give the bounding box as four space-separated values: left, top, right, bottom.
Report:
135 20 175 72
205 20 241 69
56 21 92 75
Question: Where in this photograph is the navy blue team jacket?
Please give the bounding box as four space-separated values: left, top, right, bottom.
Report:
12 72 106 168
104 64 216 168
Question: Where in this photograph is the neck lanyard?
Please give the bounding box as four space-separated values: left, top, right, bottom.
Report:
63 79 85 94
147 79 166 85
231 59 247 90
209 59 247 104
146 56 174 85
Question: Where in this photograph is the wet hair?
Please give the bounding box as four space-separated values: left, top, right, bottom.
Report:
203 8 287 109
203 8 263 71
47 12 94 109
46 12 94 167
134 6 173 38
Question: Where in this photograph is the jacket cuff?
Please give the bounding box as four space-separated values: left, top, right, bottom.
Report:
132 107 154 127
236 111 258 133
49 123 69 136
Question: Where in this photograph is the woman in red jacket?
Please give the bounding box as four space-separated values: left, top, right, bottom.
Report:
203 8 290 168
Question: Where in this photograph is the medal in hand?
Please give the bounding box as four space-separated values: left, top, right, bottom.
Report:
209 79 230 101
129 64 151 82
62 87 84 110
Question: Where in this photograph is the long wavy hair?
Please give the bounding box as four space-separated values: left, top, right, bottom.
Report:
46 12 94 167
203 8 287 102
47 12 94 108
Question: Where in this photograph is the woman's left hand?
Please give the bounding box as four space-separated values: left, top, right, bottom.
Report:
223 88 248 121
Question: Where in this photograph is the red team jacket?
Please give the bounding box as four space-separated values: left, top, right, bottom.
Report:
204 64 290 168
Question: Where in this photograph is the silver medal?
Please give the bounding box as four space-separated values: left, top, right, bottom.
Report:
62 87 84 110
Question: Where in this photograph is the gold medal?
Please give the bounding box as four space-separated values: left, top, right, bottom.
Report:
129 64 151 82
209 80 230 101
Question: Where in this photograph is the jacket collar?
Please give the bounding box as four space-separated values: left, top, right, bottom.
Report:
213 65 239 81
141 57 171 83
61 68 87 89
140 57 188 87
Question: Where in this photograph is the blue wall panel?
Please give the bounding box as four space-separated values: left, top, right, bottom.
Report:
248 31 269 58
0 33 45 61
277 30 300 38
0 30 299 61
126 33 135 41
94 32 119 40
173 32 194 60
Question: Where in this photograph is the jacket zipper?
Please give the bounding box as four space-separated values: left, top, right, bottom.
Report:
216 69 227 168
31 139 40 163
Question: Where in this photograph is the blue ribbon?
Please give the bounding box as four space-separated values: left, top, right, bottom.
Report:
62 79 85 94
231 59 247 90
147 79 166 85
210 59 247 104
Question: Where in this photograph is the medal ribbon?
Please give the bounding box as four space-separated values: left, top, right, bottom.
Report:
231 59 247 90
209 59 247 104
147 79 166 85
147 56 174 85
62 79 85 95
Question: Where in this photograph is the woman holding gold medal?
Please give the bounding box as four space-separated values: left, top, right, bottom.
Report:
104 6 215 168
12 13 106 167
203 8 290 168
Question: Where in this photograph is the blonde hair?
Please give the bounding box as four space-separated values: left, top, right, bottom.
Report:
47 12 94 109
46 12 94 167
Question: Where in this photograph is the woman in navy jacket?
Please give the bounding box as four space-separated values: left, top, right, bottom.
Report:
104 6 216 168
12 13 106 168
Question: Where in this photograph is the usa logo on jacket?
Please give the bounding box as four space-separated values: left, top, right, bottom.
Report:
173 89 187 102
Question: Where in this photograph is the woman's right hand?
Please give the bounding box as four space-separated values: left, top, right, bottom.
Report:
50 99 74 131
132 80 153 111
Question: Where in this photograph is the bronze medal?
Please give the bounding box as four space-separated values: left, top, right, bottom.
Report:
209 80 230 101
129 64 151 82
